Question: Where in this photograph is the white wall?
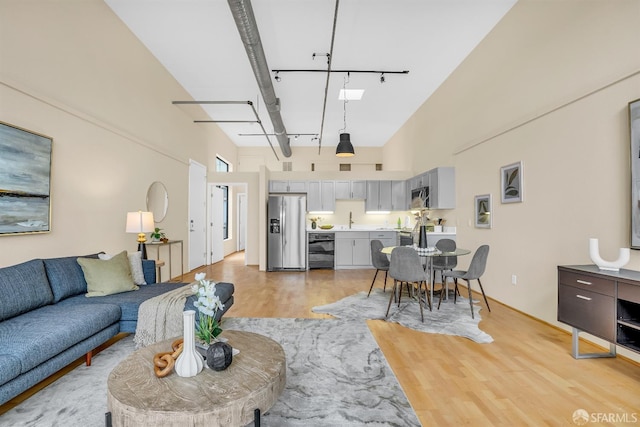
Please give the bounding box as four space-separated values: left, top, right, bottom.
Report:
384 0 640 361
0 0 237 280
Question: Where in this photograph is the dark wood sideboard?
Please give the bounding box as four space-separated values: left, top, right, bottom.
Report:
558 265 640 359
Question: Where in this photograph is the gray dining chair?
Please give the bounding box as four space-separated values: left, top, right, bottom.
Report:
368 239 389 296
431 238 458 298
441 245 490 318
387 246 431 322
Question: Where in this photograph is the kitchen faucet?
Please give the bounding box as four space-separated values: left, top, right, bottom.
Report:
349 211 354 229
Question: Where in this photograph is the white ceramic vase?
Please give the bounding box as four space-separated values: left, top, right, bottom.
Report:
174 310 204 378
589 238 630 271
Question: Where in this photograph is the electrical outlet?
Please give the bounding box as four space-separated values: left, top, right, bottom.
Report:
511 274 517 285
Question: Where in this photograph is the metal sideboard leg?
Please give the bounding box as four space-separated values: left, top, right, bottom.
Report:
105 412 112 427
572 328 616 359
254 408 261 426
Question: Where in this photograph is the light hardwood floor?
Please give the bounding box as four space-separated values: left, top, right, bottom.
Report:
206 252 640 426
2 251 639 425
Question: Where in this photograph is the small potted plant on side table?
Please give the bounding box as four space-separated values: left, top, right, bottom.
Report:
150 227 169 243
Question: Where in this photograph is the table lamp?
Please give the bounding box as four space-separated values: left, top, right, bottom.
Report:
126 211 154 259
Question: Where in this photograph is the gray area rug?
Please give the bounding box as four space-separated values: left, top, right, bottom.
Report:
1 318 420 427
312 288 493 344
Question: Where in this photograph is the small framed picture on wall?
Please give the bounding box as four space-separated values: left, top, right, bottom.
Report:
500 161 523 203
475 194 492 229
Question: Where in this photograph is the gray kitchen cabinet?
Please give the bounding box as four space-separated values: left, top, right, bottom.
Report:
365 180 393 212
335 180 366 200
428 167 455 209
391 180 408 211
269 180 307 193
307 180 335 212
369 231 398 248
409 172 429 192
335 231 371 268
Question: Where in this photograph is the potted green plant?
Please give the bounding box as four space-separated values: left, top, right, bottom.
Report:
150 227 168 243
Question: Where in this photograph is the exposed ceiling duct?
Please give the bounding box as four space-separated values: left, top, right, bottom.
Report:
227 0 292 158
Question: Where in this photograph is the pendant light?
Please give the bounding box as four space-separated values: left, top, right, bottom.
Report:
336 74 355 157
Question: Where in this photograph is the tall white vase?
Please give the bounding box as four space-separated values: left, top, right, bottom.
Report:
175 310 204 377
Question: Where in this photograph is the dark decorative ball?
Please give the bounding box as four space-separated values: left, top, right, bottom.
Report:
206 342 233 371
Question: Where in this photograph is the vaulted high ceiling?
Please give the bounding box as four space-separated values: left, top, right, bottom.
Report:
106 0 516 158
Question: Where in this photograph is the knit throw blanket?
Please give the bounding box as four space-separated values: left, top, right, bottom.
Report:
133 283 195 349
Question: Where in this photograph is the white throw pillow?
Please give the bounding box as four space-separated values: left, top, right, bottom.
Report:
99 251 147 285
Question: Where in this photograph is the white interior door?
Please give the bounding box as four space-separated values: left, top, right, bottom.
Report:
237 192 246 252
210 186 224 264
188 160 207 271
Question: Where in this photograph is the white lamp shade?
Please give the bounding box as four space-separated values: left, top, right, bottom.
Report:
126 211 155 233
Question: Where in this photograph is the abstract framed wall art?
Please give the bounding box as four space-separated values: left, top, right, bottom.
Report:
630 98 640 249
500 161 523 203
0 122 52 235
474 194 492 229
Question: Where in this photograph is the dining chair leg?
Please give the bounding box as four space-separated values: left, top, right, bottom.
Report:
383 271 388 292
368 269 380 297
465 279 474 319
437 282 446 310
417 281 425 322
386 279 398 318
453 278 459 304
477 278 491 312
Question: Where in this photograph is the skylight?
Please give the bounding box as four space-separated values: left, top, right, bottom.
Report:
339 89 364 101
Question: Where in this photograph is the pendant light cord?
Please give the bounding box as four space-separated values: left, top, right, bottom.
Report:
339 72 349 133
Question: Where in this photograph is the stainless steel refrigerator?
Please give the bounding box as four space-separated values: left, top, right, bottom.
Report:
267 194 307 271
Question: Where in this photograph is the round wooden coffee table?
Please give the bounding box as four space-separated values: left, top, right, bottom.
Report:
107 330 286 427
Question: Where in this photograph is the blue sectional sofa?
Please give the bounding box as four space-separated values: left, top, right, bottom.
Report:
0 254 234 406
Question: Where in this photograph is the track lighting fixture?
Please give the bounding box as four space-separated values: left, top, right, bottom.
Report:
274 71 281 82
380 73 385 83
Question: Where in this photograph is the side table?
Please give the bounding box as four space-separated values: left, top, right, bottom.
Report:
146 240 183 282
107 330 286 426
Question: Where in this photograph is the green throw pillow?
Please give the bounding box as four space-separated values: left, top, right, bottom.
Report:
78 250 139 297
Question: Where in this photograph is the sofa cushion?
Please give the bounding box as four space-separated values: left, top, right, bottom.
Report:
99 251 147 285
0 354 21 387
0 303 121 374
58 282 185 323
78 251 138 297
43 254 100 303
142 259 156 285
0 259 53 322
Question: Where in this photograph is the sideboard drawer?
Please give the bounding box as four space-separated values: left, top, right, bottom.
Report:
558 270 615 297
558 284 615 341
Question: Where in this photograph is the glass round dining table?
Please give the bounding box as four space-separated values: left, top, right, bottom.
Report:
381 245 472 304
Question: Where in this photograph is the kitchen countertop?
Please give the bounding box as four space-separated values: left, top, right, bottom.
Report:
306 226 456 233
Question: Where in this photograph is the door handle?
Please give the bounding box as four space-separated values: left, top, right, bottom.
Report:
190 219 194 232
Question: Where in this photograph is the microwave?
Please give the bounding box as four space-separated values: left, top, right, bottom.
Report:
411 186 430 209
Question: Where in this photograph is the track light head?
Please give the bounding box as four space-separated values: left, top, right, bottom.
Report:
274 71 281 82
380 73 385 83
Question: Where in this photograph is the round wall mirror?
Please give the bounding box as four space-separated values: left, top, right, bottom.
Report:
146 181 169 223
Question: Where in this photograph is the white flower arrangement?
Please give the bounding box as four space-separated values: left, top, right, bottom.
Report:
191 272 225 345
